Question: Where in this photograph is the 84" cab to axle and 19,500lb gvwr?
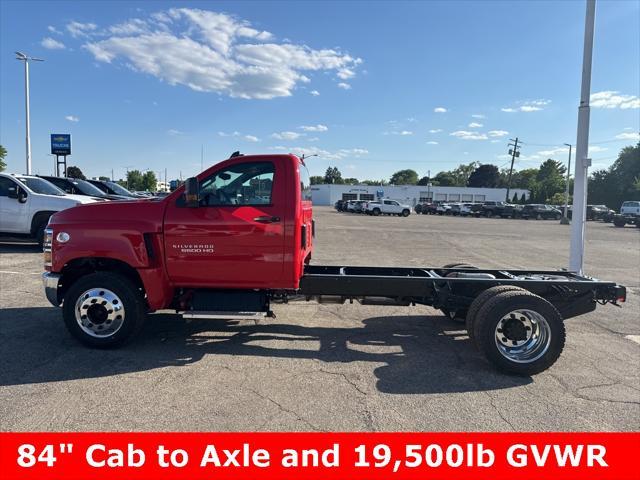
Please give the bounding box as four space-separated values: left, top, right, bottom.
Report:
41 153 626 376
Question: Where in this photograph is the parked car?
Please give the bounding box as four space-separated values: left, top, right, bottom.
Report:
501 204 522 219
480 201 510 217
414 202 437 214
520 204 562 220
436 203 452 215
39 176 126 201
588 204 615 221
613 201 640 228
365 199 411 216
334 200 346 211
87 179 146 199
0 173 98 246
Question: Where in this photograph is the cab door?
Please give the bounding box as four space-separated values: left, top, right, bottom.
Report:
0 177 28 233
164 158 286 288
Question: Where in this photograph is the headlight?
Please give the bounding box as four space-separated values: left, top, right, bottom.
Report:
43 228 53 267
56 232 70 243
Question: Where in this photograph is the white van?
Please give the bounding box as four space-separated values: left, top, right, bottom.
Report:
0 173 98 246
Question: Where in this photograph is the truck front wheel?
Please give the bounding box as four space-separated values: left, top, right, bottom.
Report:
473 290 565 375
372 208 381 216
62 272 146 348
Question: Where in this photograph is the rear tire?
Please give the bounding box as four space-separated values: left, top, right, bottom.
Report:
473 290 565 375
62 272 146 348
465 286 525 341
402 209 410 217
613 217 626 227
372 208 381 216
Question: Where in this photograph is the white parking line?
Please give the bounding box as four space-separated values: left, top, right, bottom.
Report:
625 335 640 345
0 271 41 275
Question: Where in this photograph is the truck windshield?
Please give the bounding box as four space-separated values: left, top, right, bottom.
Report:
72 179 109 197
16 177 65 196
105 181 136 197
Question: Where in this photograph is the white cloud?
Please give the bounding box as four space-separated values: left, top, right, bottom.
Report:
41 37 65 50
47 25 62 34
488 130 509 137
167 128 183 135
468 122 483 128
299 124 328 132
384 130 413 136
615 131 640 141
65 115 79 122
589 145 608 153
471 114 486 119
218 131 258 141
590 91 640 109
428 128 443 133
337 82 351 90
501 99 551 113
399 130 413 136
80 8 362 99
450 130 488 140
244 135 259 142
426 141 438 145
66 21 97 38
310 90 320 96
270 145 368 161
434 107 447 113
271 131 302 140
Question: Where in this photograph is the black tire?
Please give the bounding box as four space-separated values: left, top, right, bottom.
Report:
613 217 626 227
473 290 565 375
35 221 47 248
555 213 561 220
62 272 146 348
402 209 410 217
465 286 526 341
372 208 381 216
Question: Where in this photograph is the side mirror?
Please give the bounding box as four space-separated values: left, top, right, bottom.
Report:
7 186 18 199
17 188 28 203
184 177 200 208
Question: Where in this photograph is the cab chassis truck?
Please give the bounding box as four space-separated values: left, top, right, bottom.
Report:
42 153 626 376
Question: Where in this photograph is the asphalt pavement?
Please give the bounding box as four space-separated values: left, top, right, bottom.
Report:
1 207 638 431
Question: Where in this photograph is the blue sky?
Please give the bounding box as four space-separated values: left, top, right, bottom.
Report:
1 0 638 182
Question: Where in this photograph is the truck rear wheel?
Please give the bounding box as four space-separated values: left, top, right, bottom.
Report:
62 272 146 348
465 286 525 340
473 290 565 375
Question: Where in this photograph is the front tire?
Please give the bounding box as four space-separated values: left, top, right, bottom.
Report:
473 290 565 375
372 208 381 216
62 272 146 348
402 209 410 217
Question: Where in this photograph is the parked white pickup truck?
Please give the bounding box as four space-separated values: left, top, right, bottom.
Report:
364 199 411 217
0 173 99 246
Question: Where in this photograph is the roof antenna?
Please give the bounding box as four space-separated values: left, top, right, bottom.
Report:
229 151 243 158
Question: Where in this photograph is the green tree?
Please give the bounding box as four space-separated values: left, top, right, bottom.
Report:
98 176 110 181
468 164 500 187
450 162 479 186
432 171 456 186
343 177 359 185
588 142 640 208
66 165 86 179
417 176 431 186
323 166 343 184
390 169 418 185
530 159 566 203
142 171 157 191
126 170 144 190
361 179 387 186
309 175 324 185
547 192 569 205
0 144 6 172
511 192 519 203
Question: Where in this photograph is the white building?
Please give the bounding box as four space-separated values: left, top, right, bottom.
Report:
310 184 529 206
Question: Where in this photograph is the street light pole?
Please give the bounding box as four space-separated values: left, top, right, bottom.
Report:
569 0 596 274
561 143 573 224
15 52 44 175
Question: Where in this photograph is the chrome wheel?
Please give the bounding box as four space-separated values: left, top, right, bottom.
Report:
494 309 551 363
75 288 125 338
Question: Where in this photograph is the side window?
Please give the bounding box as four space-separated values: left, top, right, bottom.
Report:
0 177 16 197
47 178 72 193
300 164 312 201
200 161 275 206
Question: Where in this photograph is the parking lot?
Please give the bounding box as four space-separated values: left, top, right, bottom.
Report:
1 206 638 432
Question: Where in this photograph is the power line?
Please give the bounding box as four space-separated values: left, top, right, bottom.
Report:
505 137 521 202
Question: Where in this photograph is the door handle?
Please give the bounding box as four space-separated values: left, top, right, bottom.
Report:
254 216 280 223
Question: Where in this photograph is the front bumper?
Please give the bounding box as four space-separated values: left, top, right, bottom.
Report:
42 272 62 306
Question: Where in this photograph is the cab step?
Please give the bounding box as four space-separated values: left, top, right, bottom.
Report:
179 311 268 320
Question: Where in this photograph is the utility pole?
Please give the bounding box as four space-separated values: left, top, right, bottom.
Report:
505 137 520 202
15 52 44 175
561 144 573 224
111 168 114 181
570 0 596 274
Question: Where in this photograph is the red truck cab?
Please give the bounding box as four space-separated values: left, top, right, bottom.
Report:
43 153 313 347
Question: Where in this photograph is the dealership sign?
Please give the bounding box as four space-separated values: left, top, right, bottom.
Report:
51 134 71 155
